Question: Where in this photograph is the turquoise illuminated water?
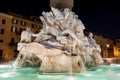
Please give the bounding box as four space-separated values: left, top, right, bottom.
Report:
0 63 120 80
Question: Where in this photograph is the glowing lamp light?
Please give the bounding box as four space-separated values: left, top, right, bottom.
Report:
106 44 110 48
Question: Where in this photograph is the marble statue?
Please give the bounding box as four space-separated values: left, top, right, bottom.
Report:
20 28 38 43
14 7 103 73
20 28 32 43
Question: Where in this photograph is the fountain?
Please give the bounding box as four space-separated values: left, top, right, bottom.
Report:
1 1 120 80
15 7 103 73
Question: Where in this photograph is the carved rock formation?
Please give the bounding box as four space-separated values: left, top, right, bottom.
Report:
14 7 103 73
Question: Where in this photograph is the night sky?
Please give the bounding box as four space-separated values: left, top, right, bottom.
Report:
0 0 120 40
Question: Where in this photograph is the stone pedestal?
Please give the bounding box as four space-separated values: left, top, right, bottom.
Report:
50 0 74 10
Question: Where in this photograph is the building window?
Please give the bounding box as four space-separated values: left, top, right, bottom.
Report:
11 27 17 33
11 38 15 43
31 24 34 28
21 21 26 26
0 29 4 34
12 18 18 24
13 49 19 58
0 39 3 43
0 50 3 60
2 19 6 24
20 28 25 34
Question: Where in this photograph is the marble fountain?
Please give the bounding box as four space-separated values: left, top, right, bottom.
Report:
0 7 120 80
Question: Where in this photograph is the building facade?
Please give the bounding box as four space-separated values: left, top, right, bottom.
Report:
114 39 120 57
0 12 42 61
93 33 114 58
84 31 114 58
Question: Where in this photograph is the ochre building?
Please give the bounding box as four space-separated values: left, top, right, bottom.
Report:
0 12 42 61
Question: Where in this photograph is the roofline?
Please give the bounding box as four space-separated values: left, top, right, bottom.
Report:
0 12 13 18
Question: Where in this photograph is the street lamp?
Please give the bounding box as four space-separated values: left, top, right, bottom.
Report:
106 44 110 58
106 44 110 48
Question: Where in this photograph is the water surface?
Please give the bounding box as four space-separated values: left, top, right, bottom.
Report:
0 63 120 80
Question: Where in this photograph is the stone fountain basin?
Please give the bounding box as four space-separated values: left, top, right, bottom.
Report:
16 42 82 73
